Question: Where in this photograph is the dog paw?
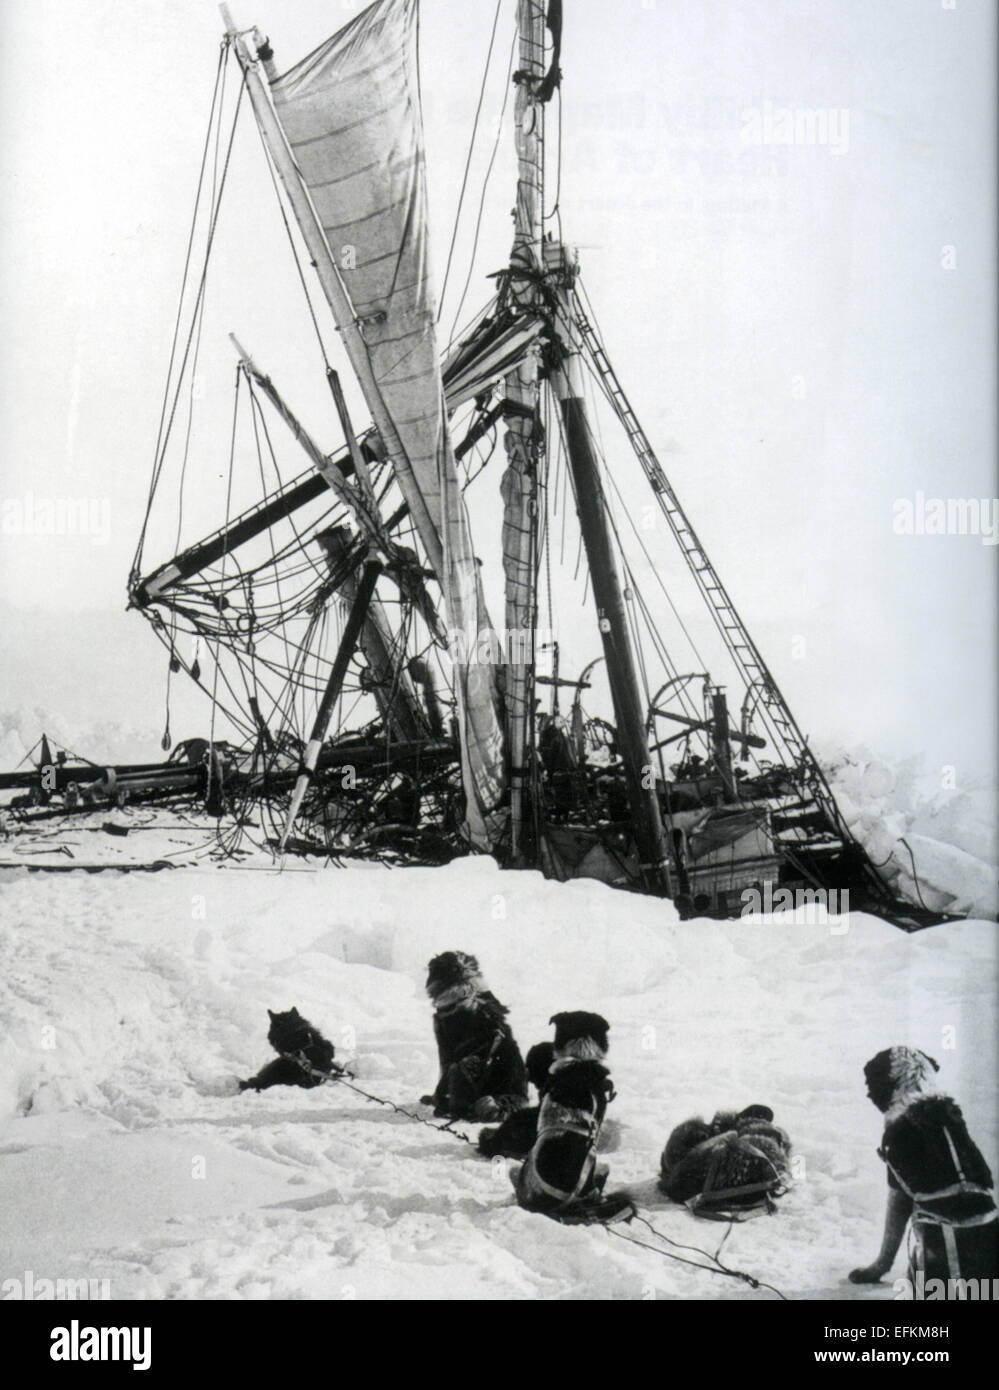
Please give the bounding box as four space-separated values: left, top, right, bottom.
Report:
848 1266 886 1284
478 1126 499 1155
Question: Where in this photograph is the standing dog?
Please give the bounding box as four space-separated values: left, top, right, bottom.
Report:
421 951 528 1121
514 1012 628 1221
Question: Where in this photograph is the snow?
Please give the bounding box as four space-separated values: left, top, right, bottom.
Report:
1 851 996 1301
822 748 998 919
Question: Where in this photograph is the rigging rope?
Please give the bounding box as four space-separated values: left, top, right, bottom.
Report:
437 0 505 324
446 21 519 350
133 58 246 583
253 111 335 374
206 368 244 791
133 41 229 585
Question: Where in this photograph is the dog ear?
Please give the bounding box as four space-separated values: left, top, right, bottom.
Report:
549 1013 563 1028
267 1009 276 1020
738 1104 774 1123
290 1007 300 1017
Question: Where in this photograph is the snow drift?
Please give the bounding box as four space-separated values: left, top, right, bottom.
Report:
1 855 995 1301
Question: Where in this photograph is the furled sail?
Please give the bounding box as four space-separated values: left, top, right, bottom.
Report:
267 0 505 847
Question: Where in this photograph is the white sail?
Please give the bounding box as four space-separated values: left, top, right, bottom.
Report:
269 0 506 847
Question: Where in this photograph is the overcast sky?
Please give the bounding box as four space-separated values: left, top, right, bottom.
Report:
0 0 995 780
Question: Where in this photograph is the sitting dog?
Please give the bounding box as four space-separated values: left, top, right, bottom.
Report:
239 1007 340 1092
849 1047 998 1289
479 1042 555 1159
421 951 528 1121
659 1103 791 1217
514 1012 627 1221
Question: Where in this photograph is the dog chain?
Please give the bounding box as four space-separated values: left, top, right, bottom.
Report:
611 1214 789 1300
283 1050 787 1293
284 1051 473 1143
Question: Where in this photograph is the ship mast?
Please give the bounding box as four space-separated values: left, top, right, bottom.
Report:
530 9 673 895
501 0 547 863
547 260 673 895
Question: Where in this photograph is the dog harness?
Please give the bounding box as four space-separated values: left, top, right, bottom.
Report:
880 1123 997 1277
685 1135 787 1220
518 1093 603 1210
881 1126 997 1225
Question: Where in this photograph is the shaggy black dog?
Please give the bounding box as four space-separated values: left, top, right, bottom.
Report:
478 1042 555 1159
513 1012 622 1219
239 1007 339 1092
658 1104 791 1217
421 951 528 1121
849 1047 998 1289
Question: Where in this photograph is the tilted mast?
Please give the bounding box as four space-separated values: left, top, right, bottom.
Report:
221 0 507 849
219 3 442 573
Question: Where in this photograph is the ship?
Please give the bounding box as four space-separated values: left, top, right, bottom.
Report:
0 0 958 930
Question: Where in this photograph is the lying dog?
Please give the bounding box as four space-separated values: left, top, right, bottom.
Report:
513 1012 624 1220
421 951 528 1121
240 1007 340 1092
659 1103 791 1217
479 1042 555 1159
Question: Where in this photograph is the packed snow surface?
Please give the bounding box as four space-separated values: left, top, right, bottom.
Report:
1 853 995 1301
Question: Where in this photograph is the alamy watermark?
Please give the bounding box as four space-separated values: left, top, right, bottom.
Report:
740 884 850 933
447 627 555 667
2 1269 111 1300
1 492 111 546
893 492 998 545
50 1320 151 1371
895 1273 997 1301
740 103 850 155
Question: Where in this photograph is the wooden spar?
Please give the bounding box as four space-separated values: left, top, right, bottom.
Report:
326 369 377 512
548 259 673 895
311 353 422 739
535 675 593 689
219 8 445 579
227 335 440 639
501 0 548 864
278 558 382 853
132 388 496 610
711 690 737 802
317 526 428 743
315 367 424 741
131 472 330 605
228 336 386 545
649 705 766 751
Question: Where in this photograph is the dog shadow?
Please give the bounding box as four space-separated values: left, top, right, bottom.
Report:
158 1106 427 1130
391 1140 478 1160
597 1118 623 1153
621 1176 675 1210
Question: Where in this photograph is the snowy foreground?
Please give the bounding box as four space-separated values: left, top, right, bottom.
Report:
1 851 996 1302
